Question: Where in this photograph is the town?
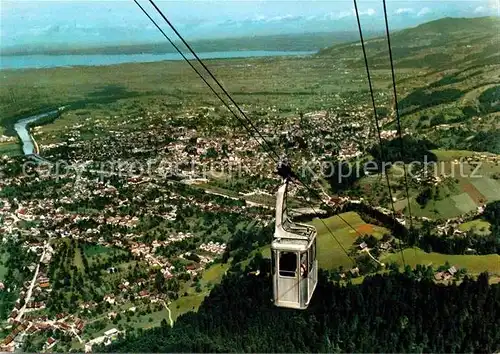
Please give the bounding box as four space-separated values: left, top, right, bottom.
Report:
2 98 496 351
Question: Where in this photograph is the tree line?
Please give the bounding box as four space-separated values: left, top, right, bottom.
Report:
99 256 500 353
410 201 500 255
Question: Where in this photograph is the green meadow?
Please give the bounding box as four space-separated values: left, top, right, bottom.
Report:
382 248 500 276
257 212 389 270
458 219 492 236
311 212 388 269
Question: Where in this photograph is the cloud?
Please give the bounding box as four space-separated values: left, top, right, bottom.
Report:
265 14 301 23
253 15 267 22
335 10 353 19
360 8 376 16
417 7 431 17
488 0 499 9
473 1 499 13
217 16 272 26
228 13 305 25
395 8 414 15
323 8 374 20
474 6 488 14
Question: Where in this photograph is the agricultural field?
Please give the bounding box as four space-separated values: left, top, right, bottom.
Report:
382 248 500 276
169 262 230 321
74 246 85 270
458 219 492 236
0 139 20 156
83 244 117 258
419 157 500 218
169 292 207 321
471 178 500 201
257 212 390 270
311 212 389 269
200 263 230 285
360 149 500 220
82 245 129 267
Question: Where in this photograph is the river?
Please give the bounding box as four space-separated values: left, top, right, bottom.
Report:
0 51 315 70
14 110 58 155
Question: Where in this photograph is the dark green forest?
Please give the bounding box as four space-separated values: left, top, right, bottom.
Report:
430 128 500 155
369 136 438 164
100 258 500 353
399 88 464 116
478 86 500 114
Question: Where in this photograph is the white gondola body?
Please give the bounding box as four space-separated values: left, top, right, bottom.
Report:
272 181 318 309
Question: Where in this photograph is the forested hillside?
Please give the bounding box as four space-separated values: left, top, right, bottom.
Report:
101 260 500 353
317 16 500 70
318 16 500 155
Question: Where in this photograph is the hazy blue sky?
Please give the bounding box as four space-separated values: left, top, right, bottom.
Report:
1 0 498 48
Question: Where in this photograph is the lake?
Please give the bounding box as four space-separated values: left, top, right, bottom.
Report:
0 51 315 70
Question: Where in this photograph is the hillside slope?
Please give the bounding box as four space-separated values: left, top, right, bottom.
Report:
100 265 500 353
318 16 500 70
320 16 500 153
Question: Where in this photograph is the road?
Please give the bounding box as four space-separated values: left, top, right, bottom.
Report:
71 328 83 343
15 243 47 321
364 248 383 266
162 300 173 327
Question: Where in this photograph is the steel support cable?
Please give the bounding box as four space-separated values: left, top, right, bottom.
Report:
288 179 357 266
315 184 365 239
353 0 406 267
136 0 360 267
148 0 281 162
382 0 414 231
133 0 277 163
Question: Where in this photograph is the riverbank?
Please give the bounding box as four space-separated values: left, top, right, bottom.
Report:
1 106 62 137
32 132 40 155
13 108 62 156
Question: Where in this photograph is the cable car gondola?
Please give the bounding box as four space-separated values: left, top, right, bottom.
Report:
272 177 318 310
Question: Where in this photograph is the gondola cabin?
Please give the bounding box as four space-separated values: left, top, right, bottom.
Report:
272 181 318 309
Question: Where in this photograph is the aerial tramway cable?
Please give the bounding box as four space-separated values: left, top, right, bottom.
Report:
382 0 414 230
133 0 274 163
148 0 281 162
134 0 359 268
353 0 406 267
294 181 357 266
